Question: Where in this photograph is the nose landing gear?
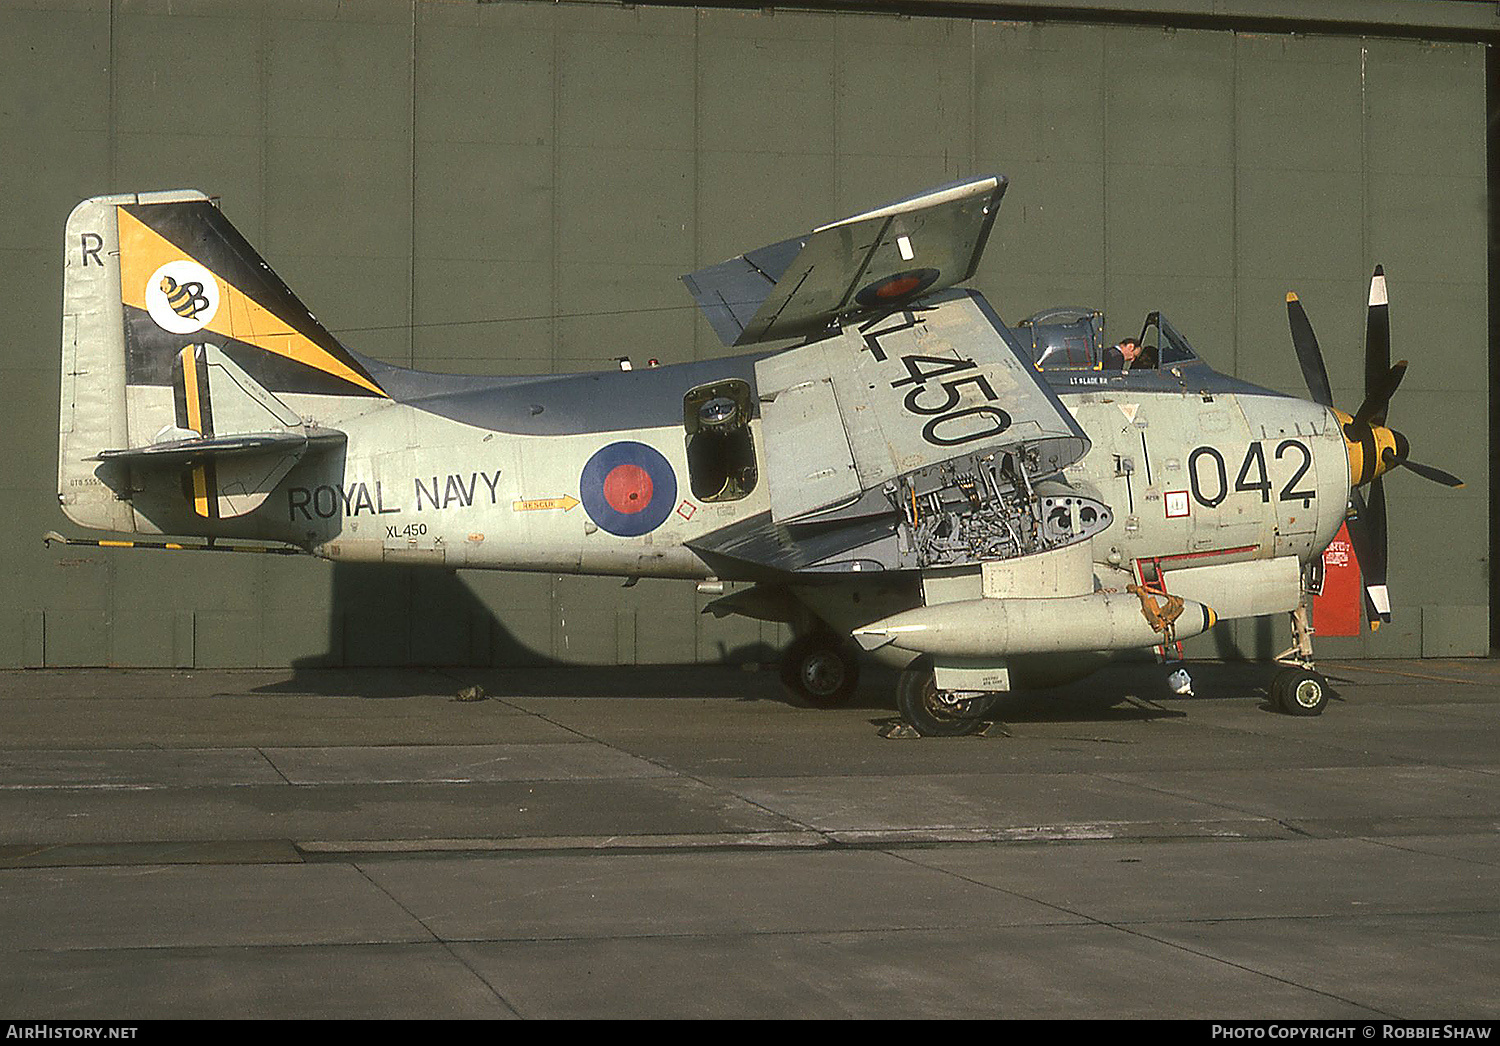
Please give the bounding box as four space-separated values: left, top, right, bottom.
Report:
1272 666 1329 715
1273 599 1329 715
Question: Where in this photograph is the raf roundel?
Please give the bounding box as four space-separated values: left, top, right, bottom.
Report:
579 441 678 537
854 267 941 309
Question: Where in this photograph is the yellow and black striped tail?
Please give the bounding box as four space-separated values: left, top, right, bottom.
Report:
117 197 386 400
172 344 219 519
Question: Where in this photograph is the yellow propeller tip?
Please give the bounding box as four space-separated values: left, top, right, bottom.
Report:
1286 292 1299 303
1370 621 1381 632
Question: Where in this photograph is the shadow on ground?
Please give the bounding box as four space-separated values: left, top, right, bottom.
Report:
983 658 1302 724
248 655 1304 728
251 564 1328 721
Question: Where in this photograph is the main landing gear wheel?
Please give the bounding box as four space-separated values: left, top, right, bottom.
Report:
895 656 992 737
780 633 860 708
1272 666 1328 716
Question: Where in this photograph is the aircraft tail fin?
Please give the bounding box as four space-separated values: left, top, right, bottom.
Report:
59 192 367 530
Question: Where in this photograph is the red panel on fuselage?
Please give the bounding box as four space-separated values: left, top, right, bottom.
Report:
1314 522 1362 636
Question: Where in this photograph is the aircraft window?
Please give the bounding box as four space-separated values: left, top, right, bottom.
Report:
683 379 757 502
1140 312 1200 367
1158 316 1200 366
1134 319 1159 369
1017 307 1104 370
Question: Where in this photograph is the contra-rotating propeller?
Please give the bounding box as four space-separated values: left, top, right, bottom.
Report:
1285 266 1464 629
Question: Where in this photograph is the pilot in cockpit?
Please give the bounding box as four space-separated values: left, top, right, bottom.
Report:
1103 335 1160 372
1023 308 1189 374
1102 336 1141 370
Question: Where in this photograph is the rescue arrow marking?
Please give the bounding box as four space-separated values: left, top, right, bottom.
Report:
513 496 580 512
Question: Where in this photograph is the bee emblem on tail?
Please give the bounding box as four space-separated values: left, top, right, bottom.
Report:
145 259 220 334
159 275 211 320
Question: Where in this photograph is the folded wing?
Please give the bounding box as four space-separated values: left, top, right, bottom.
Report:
682 175 1006 347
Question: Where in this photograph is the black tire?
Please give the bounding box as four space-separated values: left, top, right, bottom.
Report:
895 656 986 737
1273 667 1328 716
780 633 860 708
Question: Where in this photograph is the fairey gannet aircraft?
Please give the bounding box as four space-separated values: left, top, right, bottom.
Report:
52 176 1460 734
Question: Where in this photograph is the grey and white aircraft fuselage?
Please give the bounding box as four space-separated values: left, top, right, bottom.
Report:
55 176 1445 733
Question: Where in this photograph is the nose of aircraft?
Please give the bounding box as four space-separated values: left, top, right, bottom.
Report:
1332 408 1405 488
1287 270 1463 631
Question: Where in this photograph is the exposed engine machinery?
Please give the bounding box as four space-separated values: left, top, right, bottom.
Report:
889 449 1111 570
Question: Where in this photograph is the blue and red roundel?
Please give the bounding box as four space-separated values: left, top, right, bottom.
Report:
854 267 941 308
579 441 677 537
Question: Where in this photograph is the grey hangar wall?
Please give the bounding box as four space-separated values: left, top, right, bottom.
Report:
1 0 1488 668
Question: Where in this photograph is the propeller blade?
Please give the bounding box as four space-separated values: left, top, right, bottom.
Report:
1286 293 1335 408
1396 457 1465 488
1344 487 1376 585
1365 265 1391 424
1351 360 1408 431
1363 479 1391 627
1345 486 1391 629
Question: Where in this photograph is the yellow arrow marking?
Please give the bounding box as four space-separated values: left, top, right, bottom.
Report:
513 496 580 512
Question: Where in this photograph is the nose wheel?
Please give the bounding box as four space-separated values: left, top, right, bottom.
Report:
1272 600 1328 715
780 632 861 707
1272 666 1328 716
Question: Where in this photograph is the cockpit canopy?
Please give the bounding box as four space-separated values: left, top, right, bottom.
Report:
1016 307 1201 372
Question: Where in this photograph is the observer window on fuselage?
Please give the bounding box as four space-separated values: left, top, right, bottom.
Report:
683 379 757 502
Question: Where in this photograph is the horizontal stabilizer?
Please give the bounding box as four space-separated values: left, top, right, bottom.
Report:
89 342 341 520
682 175 1006 347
